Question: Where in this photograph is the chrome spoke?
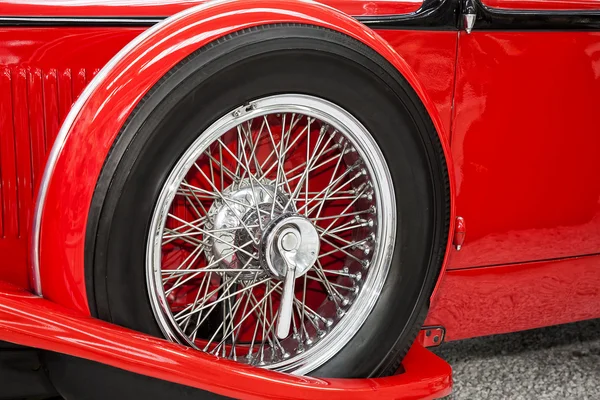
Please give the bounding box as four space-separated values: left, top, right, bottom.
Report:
320 184 371 235
163 224 259 239
313 260 346 300
319 268 361 279
276 144 340 185
314 142 347 220
164 240 254 296
284 125 334 213
202 151 240 183
273 285 330 327
327 219 371 236
168 213 258 260
300 166 363 216
191 162 259 242
219 141 224 191
305 273 355 292
180 182 272 216
309 208 370 222
277 114 297 203
259 115 307 179
162 268 264 275
181 178 209 217
237 125 265 230
216 135 286 211
204 281 249 354
170 258 255 316
318 236 365 265
182 271 211 332
162 215 207 245
245 119 265 177
265 115 285 218
319 235 370 257
181 275 270 326
162 242 205 284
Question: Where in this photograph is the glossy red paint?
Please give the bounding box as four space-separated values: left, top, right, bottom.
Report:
1 0 423 18
0 281 452 399
0 73 18 237
426 254 600 341
34 0 455 313
482 0 600 11
449 31 600 269
376 30 457 140
0 28 139 288
0 28 141 68
0 66 30 286
0 66 49 288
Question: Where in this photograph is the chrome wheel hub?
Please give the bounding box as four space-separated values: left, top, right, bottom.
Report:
147 94 396 375
204 178 288 278
204 178 319 285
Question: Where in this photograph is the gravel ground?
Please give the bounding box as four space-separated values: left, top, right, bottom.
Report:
433 319 600 399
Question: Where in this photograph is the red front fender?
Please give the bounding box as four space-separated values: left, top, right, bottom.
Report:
32 0 456 314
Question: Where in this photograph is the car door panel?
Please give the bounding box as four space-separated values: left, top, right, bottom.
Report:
450 29 600 269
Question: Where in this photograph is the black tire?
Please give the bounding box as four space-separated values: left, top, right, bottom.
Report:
85 24 450 378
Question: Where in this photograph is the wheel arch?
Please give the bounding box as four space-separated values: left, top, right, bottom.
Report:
31 0 456 314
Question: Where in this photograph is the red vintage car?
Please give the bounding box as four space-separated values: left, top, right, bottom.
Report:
0 0 598 398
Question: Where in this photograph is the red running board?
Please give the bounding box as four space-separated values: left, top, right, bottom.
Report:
0 281 451 399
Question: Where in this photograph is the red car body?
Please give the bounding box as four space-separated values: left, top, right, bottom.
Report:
0 0 598 398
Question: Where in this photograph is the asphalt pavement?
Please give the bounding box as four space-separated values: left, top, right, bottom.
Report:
433 318 600 399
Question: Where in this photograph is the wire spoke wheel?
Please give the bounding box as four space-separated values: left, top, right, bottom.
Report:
87 26 449 381
147 94 395 374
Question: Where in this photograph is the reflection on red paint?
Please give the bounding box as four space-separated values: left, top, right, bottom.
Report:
427 254 600 341
377 30 458 140
450 31 600 269
0 28 140 288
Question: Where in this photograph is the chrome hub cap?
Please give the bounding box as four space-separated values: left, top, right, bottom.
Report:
264 215 319 279
204 178 289 278
147 94 396 374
